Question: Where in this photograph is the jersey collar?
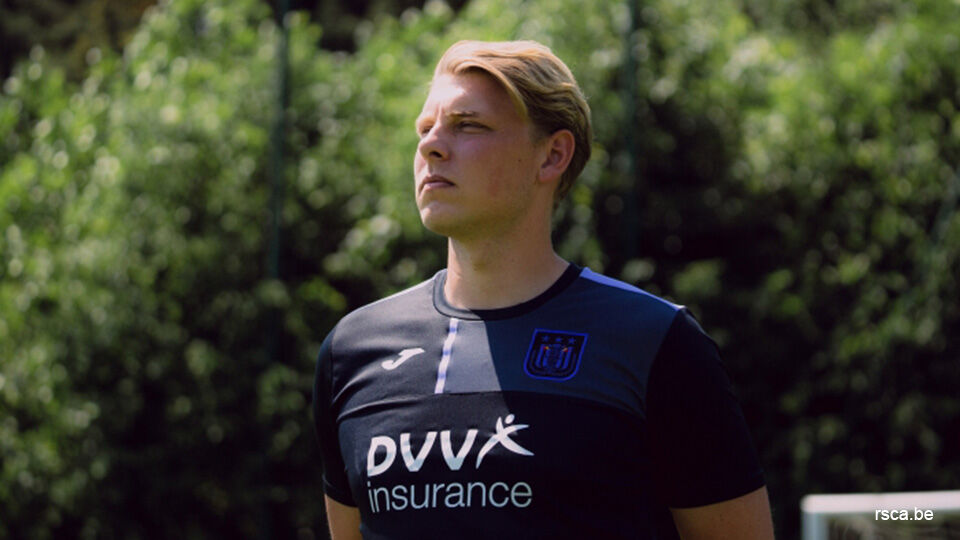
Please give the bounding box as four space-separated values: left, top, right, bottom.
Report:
432 263 582 320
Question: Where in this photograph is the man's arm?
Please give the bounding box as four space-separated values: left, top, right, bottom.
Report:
315 331 361 540
670 486 775 540
325 495 362 540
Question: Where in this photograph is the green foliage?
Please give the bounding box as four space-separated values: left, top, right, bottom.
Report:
2 0 959 538
736 0 907 36
726 6 960 524
0 0 154 82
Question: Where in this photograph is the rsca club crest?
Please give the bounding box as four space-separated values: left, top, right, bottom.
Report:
523 329 587 381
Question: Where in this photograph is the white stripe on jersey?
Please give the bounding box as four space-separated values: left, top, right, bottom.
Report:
434 317 460 394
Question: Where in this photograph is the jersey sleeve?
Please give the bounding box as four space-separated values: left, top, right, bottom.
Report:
312 328 356 506
646 309 765 508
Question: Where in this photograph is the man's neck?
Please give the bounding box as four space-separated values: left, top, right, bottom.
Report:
443 230 569 311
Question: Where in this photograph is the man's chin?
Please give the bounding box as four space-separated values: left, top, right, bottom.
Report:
419 215 458 238
418 209 471 238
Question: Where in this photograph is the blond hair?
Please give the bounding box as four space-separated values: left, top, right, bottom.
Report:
433 40 592 202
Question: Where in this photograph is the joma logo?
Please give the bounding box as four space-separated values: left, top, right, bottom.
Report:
367 415 533 477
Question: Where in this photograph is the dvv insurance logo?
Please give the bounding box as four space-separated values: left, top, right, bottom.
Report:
364 415 535 513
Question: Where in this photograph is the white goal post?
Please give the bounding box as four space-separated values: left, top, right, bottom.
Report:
801 490 960 540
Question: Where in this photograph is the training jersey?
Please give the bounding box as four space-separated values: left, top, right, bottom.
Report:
313 264 764 540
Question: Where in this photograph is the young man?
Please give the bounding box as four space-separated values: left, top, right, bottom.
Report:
314 40 775 539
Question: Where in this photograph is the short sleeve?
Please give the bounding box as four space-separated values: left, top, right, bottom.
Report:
312 328 356 506
646 309 765 508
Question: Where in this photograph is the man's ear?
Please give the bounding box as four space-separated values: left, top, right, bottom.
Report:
537 129 575 185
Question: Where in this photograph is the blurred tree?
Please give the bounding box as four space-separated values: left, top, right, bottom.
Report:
0 0 471 82
288 0 470 51
0 0 155 81
735 0 909 37
721 2 960 529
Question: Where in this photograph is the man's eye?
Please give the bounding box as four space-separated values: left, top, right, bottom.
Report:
418 125 433 136
459 122 483 130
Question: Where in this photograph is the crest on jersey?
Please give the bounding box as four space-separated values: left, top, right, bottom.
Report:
523 329 587 381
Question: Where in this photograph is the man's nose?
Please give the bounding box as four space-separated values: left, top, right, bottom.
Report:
418 126 449 161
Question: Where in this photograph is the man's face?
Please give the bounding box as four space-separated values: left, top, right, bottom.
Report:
414 71 544 239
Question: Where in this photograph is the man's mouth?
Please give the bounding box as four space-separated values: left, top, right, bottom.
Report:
421 174 455 193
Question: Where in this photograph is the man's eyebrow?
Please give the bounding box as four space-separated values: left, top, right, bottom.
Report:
448 110 480 118
416 110 481 125
415 110 482 131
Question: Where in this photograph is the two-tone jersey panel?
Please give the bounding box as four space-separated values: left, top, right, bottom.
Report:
315 265 763 539
314 264 737 539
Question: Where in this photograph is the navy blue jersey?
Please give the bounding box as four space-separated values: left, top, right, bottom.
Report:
313 264 764 539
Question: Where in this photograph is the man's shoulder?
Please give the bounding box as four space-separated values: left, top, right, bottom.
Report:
570 267 683 320
321 272 446 374
338 272 439 326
